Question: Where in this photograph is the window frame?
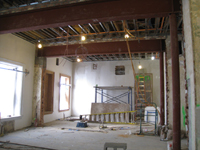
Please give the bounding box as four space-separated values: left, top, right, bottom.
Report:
43 70 55 115
58 73 71 112
0 58 24 119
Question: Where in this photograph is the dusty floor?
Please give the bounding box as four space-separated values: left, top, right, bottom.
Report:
0 120 187 150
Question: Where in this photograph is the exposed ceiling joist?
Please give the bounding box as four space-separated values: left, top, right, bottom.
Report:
0 0 180 34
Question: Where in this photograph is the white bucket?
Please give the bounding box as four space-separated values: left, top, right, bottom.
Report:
167 142 172 150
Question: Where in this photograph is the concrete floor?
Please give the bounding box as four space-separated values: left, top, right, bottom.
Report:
0 120 187 150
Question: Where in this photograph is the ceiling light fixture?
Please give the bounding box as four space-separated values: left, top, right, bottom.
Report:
38 43 42 49
124 34 129 39
138 65 142 69
138 60 142 69
81 36 86 41
77 56 81 62
37 40 42 49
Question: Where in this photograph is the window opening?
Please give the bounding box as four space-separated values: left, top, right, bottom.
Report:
44 70 54 114
59 74 71 111
0 61 23 118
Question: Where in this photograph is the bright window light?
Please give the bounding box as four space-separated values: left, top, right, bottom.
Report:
0 61 23 118
59 75 70 111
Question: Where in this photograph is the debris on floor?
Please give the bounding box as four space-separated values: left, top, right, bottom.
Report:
118 134 131 138
76 121 88 128
0 120 188 150
68 129 79 131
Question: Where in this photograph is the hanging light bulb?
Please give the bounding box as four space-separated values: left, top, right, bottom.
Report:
81 36 86 41
37 40 42 49
138 60 142 69
77 56 81 62
37 43 42 49
124 34 129 39
151 56 155 60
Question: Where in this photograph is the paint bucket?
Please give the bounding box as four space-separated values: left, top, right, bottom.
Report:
167 141 172 150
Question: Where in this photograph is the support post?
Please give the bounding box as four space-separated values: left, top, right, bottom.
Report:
128 90 130 105
160 51 164 125
101 89 103 103
131 88 132 111
169 13 180 150
95 87 97 103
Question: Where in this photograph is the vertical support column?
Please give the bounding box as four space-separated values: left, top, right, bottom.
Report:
101 89 103 103
128 89 130 105
160 51 164 125
169 13 181 150
40 68 46 126
131 87 132 111
95 87 97 103
32 57 46 126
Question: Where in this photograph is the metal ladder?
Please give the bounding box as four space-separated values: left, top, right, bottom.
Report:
135 76 147 121
81 111 136 124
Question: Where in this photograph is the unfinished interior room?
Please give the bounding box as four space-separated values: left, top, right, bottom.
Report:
0 0 199 150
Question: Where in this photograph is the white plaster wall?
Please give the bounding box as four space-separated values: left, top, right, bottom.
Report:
44 57 73 123
72 60 160 116
0 34 35 130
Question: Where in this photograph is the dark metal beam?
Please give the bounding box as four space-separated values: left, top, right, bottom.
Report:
38 39 165 57
0 0 180 34
170 13 180 150
160 51 164 125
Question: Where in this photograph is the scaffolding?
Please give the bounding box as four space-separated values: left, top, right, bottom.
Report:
94 86 133 111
